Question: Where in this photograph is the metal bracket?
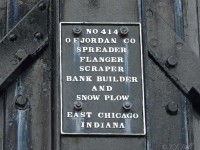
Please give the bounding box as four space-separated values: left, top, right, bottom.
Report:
0 0 49 93
147 7 200 105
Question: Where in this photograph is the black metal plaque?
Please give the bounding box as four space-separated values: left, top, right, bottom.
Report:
60 23 145 135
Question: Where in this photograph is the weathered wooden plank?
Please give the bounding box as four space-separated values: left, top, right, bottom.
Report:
146 0 189 149
4 83 19 150
61 138 145 150
7 0 39 30
183 0 199 56
4 0 52 149
183 0 200 149
4 49 52 150
22 50 52 150
52 0 60 149
198 0 200 56
0 96 4 150
0 1 7 149
0 0 7 40
60 0 140 22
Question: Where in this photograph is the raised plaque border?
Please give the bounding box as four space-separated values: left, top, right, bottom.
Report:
60 22 146 136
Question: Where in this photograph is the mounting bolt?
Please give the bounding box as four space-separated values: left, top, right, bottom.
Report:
74 101 83 110
39 2 46 11
16 49 27 60
166 102 178 115
120 26 129 36
34 32 43 40
166 56 178 67
15 95 28 108
73 26 82 35
123 101 132 111
146 9 153 19
9 34 17 42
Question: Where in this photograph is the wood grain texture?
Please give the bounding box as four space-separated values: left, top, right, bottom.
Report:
183 0 200 149
6 0 39 30
4 0 52 149
60 0 139 22
0 96 4 150
0 1 7 150
183 0 199 56
146 0 189 149
0 0 7 40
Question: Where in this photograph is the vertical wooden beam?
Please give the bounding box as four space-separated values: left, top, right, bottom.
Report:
6 0 39 30
0 96 4 150
0 0 7 40
183 0 200 149
183 0 199 56
4 0 52 149
145 0 189 149
0 0 7 149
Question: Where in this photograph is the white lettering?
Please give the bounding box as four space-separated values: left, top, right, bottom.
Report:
76 95 100 101
81 122 125 129
91 85 112 91
104 95 129 101
66 112 92 118
66 76 92 82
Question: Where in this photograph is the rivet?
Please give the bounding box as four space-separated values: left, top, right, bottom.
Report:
123 101 132 111
39 2 46 11
34 32 43 40
119 26 129 36
73 26 82 35
15 95 28 108
166 102 178 115
9 34 17 42
176 42 183 50
166 56 178 67
74 101 83 110
146 9 153 19
16 49 27 60
149 38 158 47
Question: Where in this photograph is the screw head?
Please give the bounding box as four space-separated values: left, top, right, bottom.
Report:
9 34 17 41
166 102 178 115
39 3 46 11
16 49 27 60
15 95 28 109
120 26 129 36
34 32 43 40
74 101 83 110
73 26 82 35
123 101 132 111
166 56 178 67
